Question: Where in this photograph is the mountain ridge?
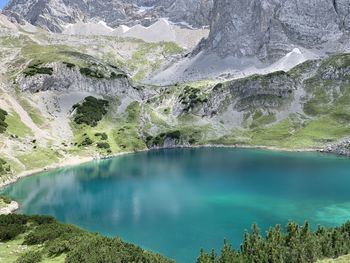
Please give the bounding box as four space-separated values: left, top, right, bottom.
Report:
2 0 213 32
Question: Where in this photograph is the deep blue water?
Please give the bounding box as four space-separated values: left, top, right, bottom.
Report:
3 148 350 262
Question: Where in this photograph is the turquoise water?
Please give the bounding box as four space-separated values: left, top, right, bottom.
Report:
3 148 350 262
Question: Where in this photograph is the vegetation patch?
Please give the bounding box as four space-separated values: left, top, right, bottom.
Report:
95 132 108 140
0 214 173 263
73 96 109 127
5 112 33 137
197 221 350 263
17 148 61 170
0 195 11 205
146 130 182 147
0 158 11 176
0 108 8 133
79 67 105 79
179 86 208 113
63 61 76 69
23 60 53 77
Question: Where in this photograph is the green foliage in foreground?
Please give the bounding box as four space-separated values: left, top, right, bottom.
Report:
0 214 173 263
73 96 109 127
197 221 350 263
0 108 8 133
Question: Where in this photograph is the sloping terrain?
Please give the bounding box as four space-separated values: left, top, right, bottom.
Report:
1 14 350 187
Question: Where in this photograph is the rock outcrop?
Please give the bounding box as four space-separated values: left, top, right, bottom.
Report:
200 0 350 62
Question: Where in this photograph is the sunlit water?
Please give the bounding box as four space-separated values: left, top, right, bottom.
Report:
3 148 350 262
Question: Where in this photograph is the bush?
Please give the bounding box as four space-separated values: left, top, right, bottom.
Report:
0 108 8 133
97 142 110 149
24 223 81 245
0 214 28 226
79 137 93 147
65 236 169 263
16 251 42 263
73 96 109 127
0 224 26 241
0 195 11 204
146 130 182 147
80 68 105 79
29 215 55 225
23 61 53 77
47 239 70 257
95 132 108 140
63 62 76 68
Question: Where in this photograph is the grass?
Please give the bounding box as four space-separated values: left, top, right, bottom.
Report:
5 112 33 137
318 255 350 263
127 42 183 82
16 148 62 170
0 237 26 263
18 98 45 127
71 99 146 155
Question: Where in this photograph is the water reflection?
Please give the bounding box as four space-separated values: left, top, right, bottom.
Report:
2 148 350 262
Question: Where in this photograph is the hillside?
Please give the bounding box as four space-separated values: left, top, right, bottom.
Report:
0 11 350 185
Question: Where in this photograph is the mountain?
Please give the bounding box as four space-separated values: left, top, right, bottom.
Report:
0 0 350 184
2 0 213 32
200 0 350 62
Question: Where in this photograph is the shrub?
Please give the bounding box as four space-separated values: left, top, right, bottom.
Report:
24 223 81 245
80 67 105 79
23 61 53 77
65 236 159 263
29 215 55 225
0 224 26 241
146 130 182 147
15 251 42 263
80 137 93 147
95 132 108 140
97 142 110 149
73 96 109 127
63 62 76 68
47 239 70 257
0 195 11 204
0 108 8 133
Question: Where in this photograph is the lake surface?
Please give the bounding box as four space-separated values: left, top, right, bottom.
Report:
3 148 350 262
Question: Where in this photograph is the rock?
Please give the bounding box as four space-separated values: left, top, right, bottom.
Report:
200 0 350 63
0 201 19 215
2 0 213 32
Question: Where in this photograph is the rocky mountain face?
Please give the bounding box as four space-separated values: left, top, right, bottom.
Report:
200 0 350 62
2 0 213 32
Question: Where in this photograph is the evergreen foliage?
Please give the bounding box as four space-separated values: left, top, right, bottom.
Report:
0 108 8 133
23 60 53 77
0 214 173 263
197 221 350 263
73 96 109 127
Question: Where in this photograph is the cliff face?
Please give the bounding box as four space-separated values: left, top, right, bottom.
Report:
2 0 213 32
201 0 350 62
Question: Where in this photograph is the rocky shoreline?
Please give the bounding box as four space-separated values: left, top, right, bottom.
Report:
321 139 350 157
0 200 19 215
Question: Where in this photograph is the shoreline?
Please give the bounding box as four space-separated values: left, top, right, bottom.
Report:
0 144 321 191
0 200 19 215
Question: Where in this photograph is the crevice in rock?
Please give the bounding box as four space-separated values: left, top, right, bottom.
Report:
332 0 339 15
